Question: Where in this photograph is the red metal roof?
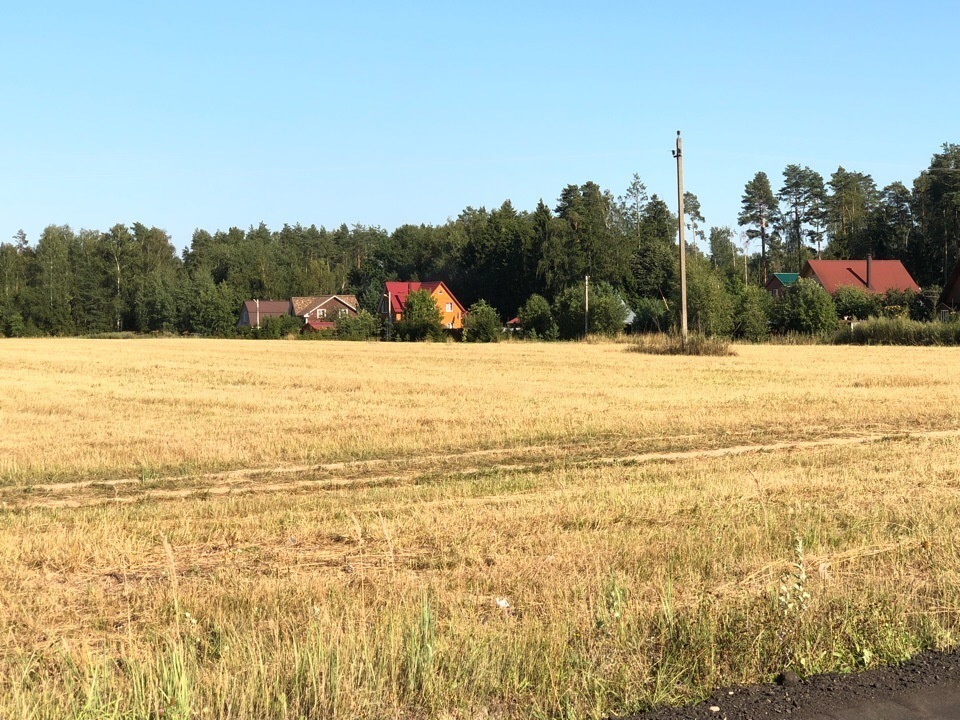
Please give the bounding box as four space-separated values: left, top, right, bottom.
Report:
384 281 462 314
801 260 919 295
304 320 336 331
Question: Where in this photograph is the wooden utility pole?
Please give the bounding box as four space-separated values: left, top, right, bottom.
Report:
673 132 688 341
760 212 768 286
584 275 590 337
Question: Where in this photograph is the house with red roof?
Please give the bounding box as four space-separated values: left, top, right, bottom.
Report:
380 281 466 330
799 257 919 295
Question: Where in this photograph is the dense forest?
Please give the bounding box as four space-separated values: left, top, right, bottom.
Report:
1 143 958 338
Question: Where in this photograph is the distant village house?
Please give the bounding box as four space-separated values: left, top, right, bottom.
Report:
937 258 960 318
238 300 293 329
764 272 798 298
292 295 359 331
798 258 919 296
380 281 466 330
237 295 359 330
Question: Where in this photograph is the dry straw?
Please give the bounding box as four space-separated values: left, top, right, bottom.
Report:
2 339 960 718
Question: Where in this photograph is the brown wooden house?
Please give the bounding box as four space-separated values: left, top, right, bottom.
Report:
291 295 359 323
237 300 293 328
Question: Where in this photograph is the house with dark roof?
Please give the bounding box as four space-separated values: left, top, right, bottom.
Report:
237 300 293 328
937 259 960 316
765 272 798 298
799 258 919 295
380 281 466 330
238 294 360 331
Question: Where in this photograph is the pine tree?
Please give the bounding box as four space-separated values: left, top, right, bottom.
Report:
778 165 825 272
738 172 778 284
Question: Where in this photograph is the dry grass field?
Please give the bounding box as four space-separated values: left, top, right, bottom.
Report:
2 337 960 719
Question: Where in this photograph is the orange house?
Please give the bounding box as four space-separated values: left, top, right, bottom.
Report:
381 281 466 329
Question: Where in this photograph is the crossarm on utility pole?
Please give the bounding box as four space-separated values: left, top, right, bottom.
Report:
673 131 688 342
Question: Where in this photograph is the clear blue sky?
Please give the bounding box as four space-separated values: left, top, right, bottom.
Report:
4 1 958 252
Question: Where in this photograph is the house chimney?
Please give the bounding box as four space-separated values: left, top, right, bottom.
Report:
866 254 872 291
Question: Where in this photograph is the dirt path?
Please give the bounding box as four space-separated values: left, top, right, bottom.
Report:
5 427 959 510
622 648 960 719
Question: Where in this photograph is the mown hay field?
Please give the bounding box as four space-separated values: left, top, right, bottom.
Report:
2 338 960 719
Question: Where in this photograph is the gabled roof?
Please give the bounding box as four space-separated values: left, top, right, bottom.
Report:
291 295 359 316
765 273 798 291
241 300 292 316
773 273 799 285
384 281 465 314
939 259 960 309
801 260 919 295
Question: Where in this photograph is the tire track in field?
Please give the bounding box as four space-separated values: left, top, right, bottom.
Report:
11 434 701 494
5 428 960 510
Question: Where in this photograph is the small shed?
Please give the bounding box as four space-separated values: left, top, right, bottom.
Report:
765 273 798 298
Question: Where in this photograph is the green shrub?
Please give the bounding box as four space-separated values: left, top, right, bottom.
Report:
732 286 773 341
517 294 557 340
912 287 939 321
335 310 381 340
773 279 838 335
686 263 734 337
631 297 672 333
553 282 628 339
463 300 501 343
879 288 934 321
254 314 303 339
187 278 238 336
833 286 881 321
394 290 443 341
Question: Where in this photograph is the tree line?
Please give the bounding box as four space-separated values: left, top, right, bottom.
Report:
1 143 957 339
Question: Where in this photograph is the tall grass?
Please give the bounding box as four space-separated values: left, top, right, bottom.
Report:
629 333 734 356
835 316 960 345
4 435 960 718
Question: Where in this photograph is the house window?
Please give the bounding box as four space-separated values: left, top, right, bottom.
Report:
318 309 326 318
445 303 453 312
339 308 348 316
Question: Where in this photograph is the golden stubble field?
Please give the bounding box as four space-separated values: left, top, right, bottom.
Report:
2 337 959 483
2 337 960 719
